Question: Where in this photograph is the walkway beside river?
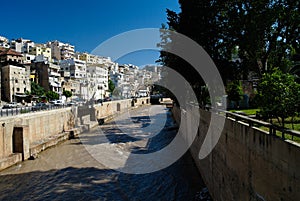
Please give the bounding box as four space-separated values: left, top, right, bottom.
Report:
0 105 210 200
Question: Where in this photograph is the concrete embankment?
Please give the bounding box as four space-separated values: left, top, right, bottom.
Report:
0 97 149 171
172 105 300 201
0 104 206 201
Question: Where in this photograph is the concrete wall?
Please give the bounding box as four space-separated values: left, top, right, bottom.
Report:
0 108 74 160
94 97 149 120
172 106 300 201
0 97 149 170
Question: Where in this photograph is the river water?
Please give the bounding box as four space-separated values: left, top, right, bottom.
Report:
0 105 211 201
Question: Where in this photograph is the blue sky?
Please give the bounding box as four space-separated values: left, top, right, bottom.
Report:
0 0 180 66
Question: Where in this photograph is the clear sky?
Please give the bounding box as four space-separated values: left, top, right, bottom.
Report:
0 0 180 67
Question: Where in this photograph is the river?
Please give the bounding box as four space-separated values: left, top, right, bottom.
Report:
0 105 211 201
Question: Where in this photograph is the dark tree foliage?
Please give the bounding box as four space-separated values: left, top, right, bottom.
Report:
224 0 300 76
46 91 59 101
63 90 72 98
226 81 244 108
31 82 45 97
158 0 300 90
108 79 115 93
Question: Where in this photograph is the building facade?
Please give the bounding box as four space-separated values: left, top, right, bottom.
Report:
48 41 75 61
86 65 108 100
60 58 86 79
1 64 31 102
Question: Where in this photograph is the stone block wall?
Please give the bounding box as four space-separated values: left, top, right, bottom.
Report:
173 106 300 200
0 108 74 161
0 97 150 169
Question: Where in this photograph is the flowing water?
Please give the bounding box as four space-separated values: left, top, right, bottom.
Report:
0 105 211 201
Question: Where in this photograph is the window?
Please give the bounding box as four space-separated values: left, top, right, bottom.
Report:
23 81 26 84
27 57 30 60
15 79 18 83
16 88 20 92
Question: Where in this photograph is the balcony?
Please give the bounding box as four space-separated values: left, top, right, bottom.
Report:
49 71 60 77
62 72 70 77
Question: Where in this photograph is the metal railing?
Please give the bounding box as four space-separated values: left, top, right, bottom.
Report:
212 108 300 141
0 104 70 117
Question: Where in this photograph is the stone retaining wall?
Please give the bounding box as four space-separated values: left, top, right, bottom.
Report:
172 106 300 201
0 97 149 171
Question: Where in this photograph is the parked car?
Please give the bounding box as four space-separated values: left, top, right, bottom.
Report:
31 103 49 111
95 99 103 104
2 102 21 109
67 101 77 107
54 100 64 106
49 100 65 106
103 97 111 102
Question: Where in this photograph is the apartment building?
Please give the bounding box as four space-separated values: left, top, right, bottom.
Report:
10 38 34 53
0 48 24 65
60 58 86 80
28 44 52 62
77 52 102 64
31 60 61 93
86 64 108 100
61 79 82 100
0 36 10 49
1 64 30 102
48 41 75 61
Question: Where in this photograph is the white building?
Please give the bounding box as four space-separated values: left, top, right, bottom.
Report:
86 65 108 100
0 36 10 49
10 38 35 53
23 54 36 65
60 58 86 79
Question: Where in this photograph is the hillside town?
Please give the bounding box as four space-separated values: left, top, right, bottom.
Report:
0 35 162 105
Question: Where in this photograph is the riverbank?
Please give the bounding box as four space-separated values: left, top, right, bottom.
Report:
0 104 209 200
0 97 150 171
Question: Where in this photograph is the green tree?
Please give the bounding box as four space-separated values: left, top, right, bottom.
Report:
226 81 244 108
31 82 45 96
287 54 300 83
256 69 300 128
63 90 72 98
160 0 300 82
46 91 59 101
108 79 115 93
225 0 300 75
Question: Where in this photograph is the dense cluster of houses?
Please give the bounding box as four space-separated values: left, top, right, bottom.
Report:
0 36 161 104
